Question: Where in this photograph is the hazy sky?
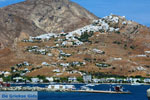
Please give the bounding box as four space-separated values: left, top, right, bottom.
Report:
0 0 150 26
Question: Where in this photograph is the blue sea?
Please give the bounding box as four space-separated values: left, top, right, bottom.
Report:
11 84 150 100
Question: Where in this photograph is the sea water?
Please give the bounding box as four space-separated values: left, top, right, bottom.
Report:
12 84 149 100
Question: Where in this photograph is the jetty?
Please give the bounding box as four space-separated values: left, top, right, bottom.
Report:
0 86 131 94
71 90 131 94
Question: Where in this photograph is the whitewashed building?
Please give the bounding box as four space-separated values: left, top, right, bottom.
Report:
68 77 77 83
31 78 40 83
144 78 150 83
46 77 54 82
4 72 11 77
83 75 92 83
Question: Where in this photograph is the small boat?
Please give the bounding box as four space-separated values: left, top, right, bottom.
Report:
131 82 143 86
112 85 131 93
72 85 131 94
113 85 124 92
80 86 93 91
85 84 95 87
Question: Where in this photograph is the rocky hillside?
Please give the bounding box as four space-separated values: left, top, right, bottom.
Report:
0 0 97 48
1 14 150 77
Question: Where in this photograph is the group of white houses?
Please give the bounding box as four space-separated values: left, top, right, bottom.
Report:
92 78 150 83
0 71 11 77
25 15 128 48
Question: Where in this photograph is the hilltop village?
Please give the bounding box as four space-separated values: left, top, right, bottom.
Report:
1 15 150 84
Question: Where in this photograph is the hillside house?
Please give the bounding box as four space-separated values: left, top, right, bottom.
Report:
42 62 49 66
13 77 24 83
53 69 60 73
4 72 11 77
46 77 54 82
60 63 70 67
92 48 104 54
62 41 73 46
145 51 150 54
0 78 3 82
113 58 122 61
0 71 4 75
136 66 145 71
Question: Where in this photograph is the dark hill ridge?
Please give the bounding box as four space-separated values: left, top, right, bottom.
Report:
0 0 98 48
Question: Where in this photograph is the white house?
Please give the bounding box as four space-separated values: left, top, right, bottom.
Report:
68 77 77 83
0 78 3 82
144 78 150 83
53 69 60 73
136 55 147 57
41 62 49 66
106 78 116 82
47 53 53 57
56 73 63 76
136 66 145 71
113 58 122 61
132 78 141 83
83 75 92 83
92 78 100 83
13 77 24 83
60 63 70 67
40 79 43 83
62 41 73 46
23 61 30 66
31 78 40 83
92 48 104 54
46 77 54 82
0 71 4 75
145 51 150 54
4 72 11 77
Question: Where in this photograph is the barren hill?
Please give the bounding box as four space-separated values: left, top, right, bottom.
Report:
0 0 97 48
1 14 150 77
1 0 150 78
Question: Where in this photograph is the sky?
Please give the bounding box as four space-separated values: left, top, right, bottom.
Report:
0 0 150 26
72 0 150 27
0 0 25 7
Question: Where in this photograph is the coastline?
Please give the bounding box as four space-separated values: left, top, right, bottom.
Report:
10 82 150 85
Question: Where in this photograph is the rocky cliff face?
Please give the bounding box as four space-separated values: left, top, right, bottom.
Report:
0 0 98 48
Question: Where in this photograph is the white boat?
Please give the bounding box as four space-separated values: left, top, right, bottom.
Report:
85 84 95 87
80 86 93 91
131 82 143 85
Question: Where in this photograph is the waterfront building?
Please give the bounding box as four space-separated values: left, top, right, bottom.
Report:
83 75 92 83
144 78 150 83
13 77 24 83
68 76 77 83
31 78 40 83
0 78 3 82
